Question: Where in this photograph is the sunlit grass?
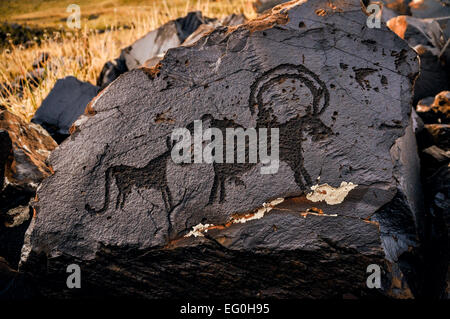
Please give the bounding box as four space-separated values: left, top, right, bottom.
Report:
0 0 257 120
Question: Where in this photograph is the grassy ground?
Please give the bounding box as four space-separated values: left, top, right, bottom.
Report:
0 0 257 120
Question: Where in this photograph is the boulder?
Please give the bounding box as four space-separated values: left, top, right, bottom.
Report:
425 124 450 150
423 163 450 299
409 0 450 39
421 145 450 176
387 16 449 103
413 46 449 104
382 0 412 15
96 58 127 90
416 91 450 124
387 15 446 49
31 76 99 143
253 0 289 13
21 0 428 298
0 256 35 299
182 15 246 47
122 11 214 71
32 52 50 69
0 108 56 267
97 12 216 89
97 12 247 88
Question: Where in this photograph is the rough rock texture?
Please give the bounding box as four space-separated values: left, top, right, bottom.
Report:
413 47 449 103
382 0 412 15
425 124 450 150
387 15 450 103
21 0 426 298
253 0 289 13
123 12 213 71
0 256 35 299
0 108 56 267
31 76 99 143
409 0 450 39
420 159 450 299
414 89 450 299
97 12 246 89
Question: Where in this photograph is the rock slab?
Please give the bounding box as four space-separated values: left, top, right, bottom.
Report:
21 0 426 298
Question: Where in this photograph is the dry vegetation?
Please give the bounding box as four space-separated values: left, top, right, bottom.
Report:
0 0 257 120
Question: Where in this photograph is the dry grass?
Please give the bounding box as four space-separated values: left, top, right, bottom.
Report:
0 0 257 120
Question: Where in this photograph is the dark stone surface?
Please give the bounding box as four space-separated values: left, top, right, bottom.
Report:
97 13 247 89
425 124 450 150
423 164 450 299
97 12 218 89
96 58 127 89
253 0 289 13
21 0 426 298
0 256 36 300
386 13 450 104
0 130 12 191
409 0 450 40
413 49 449 104
31 76 98 143
416 91 450 124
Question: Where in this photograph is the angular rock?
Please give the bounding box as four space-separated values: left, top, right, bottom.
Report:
253 0 289 13
21 0 426 298
96 57 127 89
0 256 35 299
0 256 18 299
382 0 411 15
387 15 446 49
432 91 450 121
416 91 450 124
182 14 247 47
423 163 450 299
220 13 247 27
387 16 449 103
421 145 450 176
32 52 49 69
425 124 450 150
413 46 449 104
97 12 217 89
31 76 99 143
97 13 246 88
1 68 46 99
0 108 56 267
409 0 450 39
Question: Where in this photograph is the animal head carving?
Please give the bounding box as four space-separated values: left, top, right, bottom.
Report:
249 64 329 121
